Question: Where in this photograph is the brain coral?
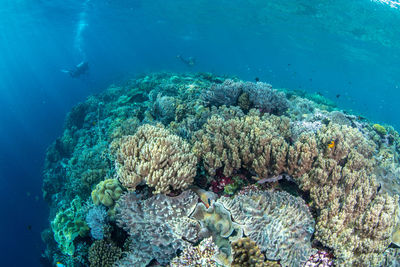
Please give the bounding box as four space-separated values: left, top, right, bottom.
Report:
116 124 197 194
116 190 200 265
192 110 290 179
218 189 316 267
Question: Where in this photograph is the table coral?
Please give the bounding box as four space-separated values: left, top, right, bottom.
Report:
192 111 291 179
218 189 316 267
116 124 197 194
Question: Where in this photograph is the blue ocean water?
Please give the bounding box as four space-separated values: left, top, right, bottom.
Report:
1 0 400 265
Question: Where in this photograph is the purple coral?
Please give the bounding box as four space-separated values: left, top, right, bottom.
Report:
201 79 288 115
304 250 334 266
242 81 289 115
201 79 242 106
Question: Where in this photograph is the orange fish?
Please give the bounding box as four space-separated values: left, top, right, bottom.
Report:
328 140 335 149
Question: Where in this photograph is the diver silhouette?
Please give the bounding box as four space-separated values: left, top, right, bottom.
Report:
176 55 196 67
61 61 89 78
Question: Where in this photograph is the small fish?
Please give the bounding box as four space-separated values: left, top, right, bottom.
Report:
255 77 260 82
328 140 335 149
56 262 66 267
336 94 341 98
27 225 32 231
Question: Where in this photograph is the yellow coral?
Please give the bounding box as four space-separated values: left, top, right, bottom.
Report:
116 124 197 194
91 179 124 208
231 237 266 267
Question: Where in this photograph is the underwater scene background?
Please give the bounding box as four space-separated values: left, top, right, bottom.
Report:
2 0 400 266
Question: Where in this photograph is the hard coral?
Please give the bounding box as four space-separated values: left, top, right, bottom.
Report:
169 237 221 267
231 237 266 267
88 240 122 267
116 124 197 194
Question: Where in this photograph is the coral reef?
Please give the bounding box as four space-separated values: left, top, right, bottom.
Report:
116 124 197 194
41 72 400 267
218 189 315 267
88 240 122 267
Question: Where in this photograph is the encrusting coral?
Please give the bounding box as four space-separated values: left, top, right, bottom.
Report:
218 189 315 267
116 123 197 194
192 110 291 179
231 237 266 267
293 123 398 266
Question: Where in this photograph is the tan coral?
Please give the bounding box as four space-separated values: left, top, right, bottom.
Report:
292 123 398 266
116 124 197 194
192 111 291 179
231 237 266 267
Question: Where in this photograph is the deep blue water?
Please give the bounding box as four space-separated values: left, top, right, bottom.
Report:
1 0 400 265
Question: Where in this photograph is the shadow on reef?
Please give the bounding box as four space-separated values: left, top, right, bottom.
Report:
41 72 400 267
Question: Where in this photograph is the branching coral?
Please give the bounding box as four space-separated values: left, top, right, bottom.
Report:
88 240 122 267
218 189 315 267
231 237 266 267
116 190 200 265
192 111 291 179
293 123 399 266
170 237 222 267
201 79 288 115
86 205 107 240
116 124 197 194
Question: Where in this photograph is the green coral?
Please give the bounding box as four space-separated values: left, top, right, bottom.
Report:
51 197 89 256
91 179 124 208
373 123 387 135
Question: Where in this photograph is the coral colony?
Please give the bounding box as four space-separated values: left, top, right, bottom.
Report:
42 73 400 266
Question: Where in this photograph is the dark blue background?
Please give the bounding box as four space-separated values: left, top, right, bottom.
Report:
1 0 399 265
